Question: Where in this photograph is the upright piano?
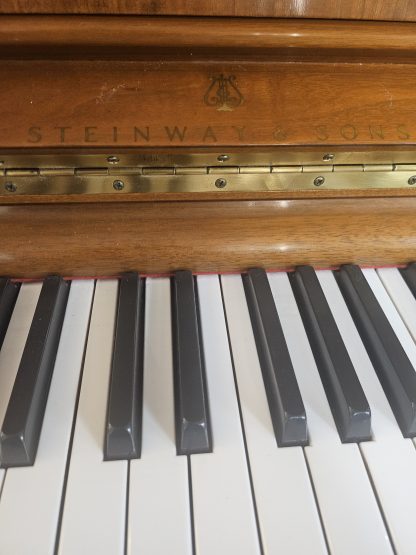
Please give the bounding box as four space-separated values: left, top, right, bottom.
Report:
0 1 416 553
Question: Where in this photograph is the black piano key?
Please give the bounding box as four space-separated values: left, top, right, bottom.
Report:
400 262 416 299
0 276 69 467
104 273 144 461
171 270 212 456
290 266 371 443
243 268 308 447
0 278 20 350
336 264 416 438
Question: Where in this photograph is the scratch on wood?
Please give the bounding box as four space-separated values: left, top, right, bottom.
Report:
95 81 141 104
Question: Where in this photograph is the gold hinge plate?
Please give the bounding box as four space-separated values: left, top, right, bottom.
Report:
1 152 416 199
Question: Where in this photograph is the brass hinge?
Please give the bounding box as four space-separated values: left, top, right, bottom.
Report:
9 163 416 177
1 160 416 197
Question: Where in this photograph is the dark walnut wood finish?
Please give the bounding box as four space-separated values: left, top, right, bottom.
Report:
1 0 416 22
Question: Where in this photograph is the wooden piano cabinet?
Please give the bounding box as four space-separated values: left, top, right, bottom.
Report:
1 0 416 22
2 197 416 278
1 13 416 278
1 18 416 149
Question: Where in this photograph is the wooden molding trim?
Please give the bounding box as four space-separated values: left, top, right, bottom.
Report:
1 198 415 278
1 16 416 61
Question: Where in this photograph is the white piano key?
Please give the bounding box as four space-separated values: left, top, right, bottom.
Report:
362 268 416 370
0 282 41 492
58 280 127 555
364 269 416 446
375 267 416 442
128 278 192 555
377 267 416 344
317 270 403 440
267 272 392 555
221 274 327 555
318 269 416 554
190 275 260 555
0 280 94 555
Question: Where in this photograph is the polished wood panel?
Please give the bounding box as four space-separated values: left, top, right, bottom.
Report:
1 60 416 148
1 0 416 22
0 13 415 279
4 189 416 206
1 199 415 278
1 17 416 61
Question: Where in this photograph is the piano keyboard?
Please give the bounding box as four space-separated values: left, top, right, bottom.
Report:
0 266 416 554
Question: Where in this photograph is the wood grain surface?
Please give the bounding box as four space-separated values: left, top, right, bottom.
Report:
1 13 415 276
1 59 416 148
1 17 416 61
1 0 416 22
1 198 415 278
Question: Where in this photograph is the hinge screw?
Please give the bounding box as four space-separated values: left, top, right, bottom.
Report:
5 182 16 192
323 153 334 162
217 154 229 163
314 176 325 187
107 156 120 164
215 178 227 189
408 175 416 185
113 179 125 191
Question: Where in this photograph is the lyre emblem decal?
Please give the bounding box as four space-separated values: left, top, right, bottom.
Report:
204 74 243 111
